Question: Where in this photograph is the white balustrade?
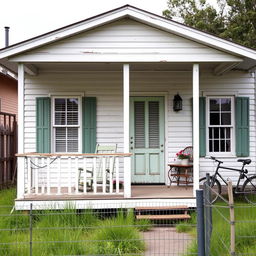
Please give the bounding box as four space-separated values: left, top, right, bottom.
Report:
19 153 131 197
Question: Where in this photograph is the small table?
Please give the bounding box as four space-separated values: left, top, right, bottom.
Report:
168 163 193 188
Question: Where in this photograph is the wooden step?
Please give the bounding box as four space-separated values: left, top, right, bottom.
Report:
135 205 189 211
136 214 191 220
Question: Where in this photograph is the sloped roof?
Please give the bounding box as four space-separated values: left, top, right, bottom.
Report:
0 5 255 71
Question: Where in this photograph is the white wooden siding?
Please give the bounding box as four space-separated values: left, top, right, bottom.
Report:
12 19 241 63
24 69 255 186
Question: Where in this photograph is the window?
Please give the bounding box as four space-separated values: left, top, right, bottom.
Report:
53 97 80 153
207 97 234 154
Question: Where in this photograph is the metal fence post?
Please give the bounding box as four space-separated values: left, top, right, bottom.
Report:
204 173 212 256
196 189 205 256
29 203 33 256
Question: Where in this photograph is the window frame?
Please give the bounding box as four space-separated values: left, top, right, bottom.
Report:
206 96 235 156
51 96 82 153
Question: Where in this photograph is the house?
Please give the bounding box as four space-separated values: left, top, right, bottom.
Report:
0 5 255 210
0 67 17 115
0 65 17 188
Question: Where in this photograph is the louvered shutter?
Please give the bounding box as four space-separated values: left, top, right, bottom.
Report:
82 97 96 153
134 101 145 148
149 101 160 148
199 97 206 157
36 97 51 153
236 97 249 157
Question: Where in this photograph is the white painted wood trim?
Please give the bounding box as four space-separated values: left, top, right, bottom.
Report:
24 64 38 76
123 64 131 198
15 198 196 211
193 64 200 196
17 63 25 199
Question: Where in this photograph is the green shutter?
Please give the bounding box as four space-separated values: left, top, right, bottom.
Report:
236 97 249 157
199 97 206 157
36 97 51 153
82 97 96 153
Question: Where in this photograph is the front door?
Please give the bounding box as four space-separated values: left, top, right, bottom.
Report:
130 97 165 183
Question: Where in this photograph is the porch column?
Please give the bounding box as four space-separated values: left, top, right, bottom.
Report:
17 63 25 199
123 64 131 198
193 64 200 196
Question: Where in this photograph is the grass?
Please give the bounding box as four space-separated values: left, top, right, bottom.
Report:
0 188 146 255
184 198 256 256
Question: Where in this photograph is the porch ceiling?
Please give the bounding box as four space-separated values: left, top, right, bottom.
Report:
29 62 220 73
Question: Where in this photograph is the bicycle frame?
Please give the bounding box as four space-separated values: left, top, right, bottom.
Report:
211 161 250 194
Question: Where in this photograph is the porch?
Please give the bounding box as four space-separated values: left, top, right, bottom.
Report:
20 185 193 200
16 153 193 201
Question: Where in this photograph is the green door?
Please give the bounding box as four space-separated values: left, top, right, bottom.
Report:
130 97 165 183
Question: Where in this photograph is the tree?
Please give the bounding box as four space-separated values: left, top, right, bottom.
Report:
163 0 256 49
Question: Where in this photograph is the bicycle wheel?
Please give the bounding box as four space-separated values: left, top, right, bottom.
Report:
242 175 256 204
199 176 221 203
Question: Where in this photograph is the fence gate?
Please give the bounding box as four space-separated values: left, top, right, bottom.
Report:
0 112 17 188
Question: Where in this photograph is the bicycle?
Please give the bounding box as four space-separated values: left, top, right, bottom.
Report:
199 156 256 204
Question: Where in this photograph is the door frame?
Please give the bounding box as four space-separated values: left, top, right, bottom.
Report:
130 92 168 184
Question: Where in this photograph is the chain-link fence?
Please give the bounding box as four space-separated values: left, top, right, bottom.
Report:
202 176 256 256
0 202 197 256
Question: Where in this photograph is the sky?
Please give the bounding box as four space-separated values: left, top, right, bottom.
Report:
0 0 218 48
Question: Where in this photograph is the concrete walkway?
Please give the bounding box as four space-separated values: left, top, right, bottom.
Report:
143 227 193 255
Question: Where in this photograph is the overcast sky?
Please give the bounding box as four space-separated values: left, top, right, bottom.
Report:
0 0 217 48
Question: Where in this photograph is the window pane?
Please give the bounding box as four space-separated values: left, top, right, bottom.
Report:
221 113 231 125
67 140 78 152
67 98 78 111
67 128 78 139
214 140 219 152
214 128 219 139
210 99 220 111
210 113 220 125
55 112 66 125
209 140 213 152
226 128 230 139
220 140 225 152
226 140 231 152
55 127 66 152
220 128 225 139
55 98 66 111
67 112 78 125
209 128 213 139
221 98 231 111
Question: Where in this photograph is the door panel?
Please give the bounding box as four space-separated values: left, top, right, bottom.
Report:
130 97 165 183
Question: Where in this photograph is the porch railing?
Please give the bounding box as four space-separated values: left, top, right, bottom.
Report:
16 153 131 197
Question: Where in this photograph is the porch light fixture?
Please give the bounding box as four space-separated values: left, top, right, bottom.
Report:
173 94 182 112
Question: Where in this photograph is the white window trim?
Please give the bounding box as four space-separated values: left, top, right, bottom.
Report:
51 96 82 153
206 96 236 157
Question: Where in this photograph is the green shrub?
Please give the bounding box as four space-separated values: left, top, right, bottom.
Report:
176 223 193 233
90 211 145 255
136 218 152 232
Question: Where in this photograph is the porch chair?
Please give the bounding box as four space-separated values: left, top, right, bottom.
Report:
183 146 193 162
78 144 117 192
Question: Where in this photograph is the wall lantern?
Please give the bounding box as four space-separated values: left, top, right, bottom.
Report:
173 93 182 111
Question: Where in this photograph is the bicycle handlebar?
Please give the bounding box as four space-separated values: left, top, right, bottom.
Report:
210 156 223 164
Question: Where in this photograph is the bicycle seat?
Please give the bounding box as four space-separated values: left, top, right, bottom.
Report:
237 159 251 165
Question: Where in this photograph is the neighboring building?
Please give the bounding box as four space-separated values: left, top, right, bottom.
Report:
0 68 17 115
0 5 255 210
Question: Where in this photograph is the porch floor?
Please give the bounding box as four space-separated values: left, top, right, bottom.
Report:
18 185 193 201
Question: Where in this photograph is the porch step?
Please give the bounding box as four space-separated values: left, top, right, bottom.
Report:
135 205 191 221
136 214 191 220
